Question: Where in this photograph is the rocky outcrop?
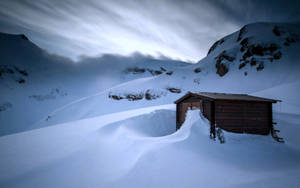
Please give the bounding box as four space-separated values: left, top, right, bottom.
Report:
215 50 235 77
207 39 225 55
216 63 228 77
194 67 201 73
109 92 144 101
166 87 181 93
239 38 282 72
125 67 146 74
0 65 29 83
145 89 161 100
125 66 172 76
109 87 181 101
237 26 247 42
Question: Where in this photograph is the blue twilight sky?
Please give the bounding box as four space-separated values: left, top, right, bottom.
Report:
0 0 300 62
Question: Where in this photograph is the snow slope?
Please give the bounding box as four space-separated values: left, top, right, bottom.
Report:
0 33 188 135
1 22 300 134
1 22 300 187
40 22 300 127
1 108 299 188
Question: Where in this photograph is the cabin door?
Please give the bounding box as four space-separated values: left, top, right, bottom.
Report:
182 101 202 114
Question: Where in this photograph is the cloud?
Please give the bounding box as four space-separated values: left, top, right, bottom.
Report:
0 0 299 62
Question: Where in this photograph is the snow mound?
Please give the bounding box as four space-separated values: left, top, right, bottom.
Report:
107 109 176 137
1 105 300 188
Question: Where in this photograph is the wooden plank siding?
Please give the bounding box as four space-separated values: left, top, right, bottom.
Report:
175 92 277 135
176 96 206 130
214 101 271 135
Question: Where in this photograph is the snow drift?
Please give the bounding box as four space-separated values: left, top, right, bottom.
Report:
1 108 300 188
1 22 300 188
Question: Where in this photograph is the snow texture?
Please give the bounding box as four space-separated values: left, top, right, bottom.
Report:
1 22 300 187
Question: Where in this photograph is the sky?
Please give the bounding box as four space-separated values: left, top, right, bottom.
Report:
0 0 300 62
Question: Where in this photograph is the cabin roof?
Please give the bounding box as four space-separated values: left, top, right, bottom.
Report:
174 92 281 104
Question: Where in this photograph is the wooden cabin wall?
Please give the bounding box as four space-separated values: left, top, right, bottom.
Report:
214 101 271 135
176 97 214 130
176 104 181 130
202 100 212 121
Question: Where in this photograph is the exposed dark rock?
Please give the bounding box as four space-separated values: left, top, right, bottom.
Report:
14 66 28 76
268 43 278 53
147 69 163 75
216 50 235 63
242 43 279 60
46 116 51 121
250 58 257 66
145 90 160 100
145 92 152 100
242 49 252 60
0 66 14 75
155 70 163 75
273 26 281 36
125 67 146 74
125 67 168 76
166 87 181 93
194 67 201 73
215 51 234 77
125 93 144 101
216 62 228 77
284 37 297 46
207 38 226 55
239 62 246 70
244 72 248 76
237 26 247 41
240 38 249 52
17 79 25 84
207 40 220 55
154 70 163 75
166 71 173 75
108 93 124 100
256 63 264 71
273 51 282 60
251 45 264 56
240 38 248 46
160 67 166 72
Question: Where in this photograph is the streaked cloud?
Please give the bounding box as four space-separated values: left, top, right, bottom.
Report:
0 0 299 62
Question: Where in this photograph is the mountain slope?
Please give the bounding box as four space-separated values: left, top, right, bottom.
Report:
1 22 300 134
40 22 300 127
0 33 188 135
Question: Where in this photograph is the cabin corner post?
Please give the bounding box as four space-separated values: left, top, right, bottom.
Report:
176 103 182 131
176 104 179 131
269 103 273 134
210 101 216 139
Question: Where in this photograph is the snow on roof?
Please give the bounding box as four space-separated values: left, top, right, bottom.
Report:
175 92 280 103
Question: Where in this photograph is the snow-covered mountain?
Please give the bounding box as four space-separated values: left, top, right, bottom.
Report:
0 33 188 135
0 22 300 188
37 22 300 127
